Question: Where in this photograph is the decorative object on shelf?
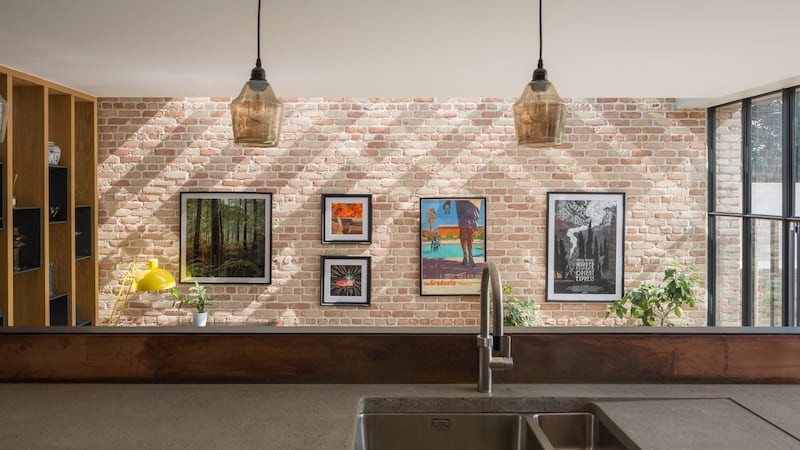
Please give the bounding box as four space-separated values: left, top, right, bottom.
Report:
179 192 272 284
419 197 487 296
321 194 372 244
170 280 213 327
545 192 625 302
48 141 61 166
230 0 283 147
12 227 25 271
12 173 17 207
320 255 371 306
49 206 61 220
513 0 567 147
0 92 7 144
49 262 54 297
108 258 176 326
606 261 703 327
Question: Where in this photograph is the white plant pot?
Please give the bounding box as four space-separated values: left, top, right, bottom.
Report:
192 311 208 327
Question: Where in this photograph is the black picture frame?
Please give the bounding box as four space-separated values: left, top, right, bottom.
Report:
320 255 371 306
546 192 625 302
321 194 372 244
419 197 487 296
179 192 272 284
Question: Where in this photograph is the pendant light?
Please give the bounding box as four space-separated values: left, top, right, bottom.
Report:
513 0 566 147
230 0 283 147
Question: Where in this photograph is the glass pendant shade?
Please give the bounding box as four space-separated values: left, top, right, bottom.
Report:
0 93 8 144
231 77 283 147
231 77 283 148
513 77 566 147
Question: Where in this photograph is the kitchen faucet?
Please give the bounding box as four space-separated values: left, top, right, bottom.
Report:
477 261 514 393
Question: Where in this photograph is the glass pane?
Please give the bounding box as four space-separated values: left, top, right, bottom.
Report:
752 219 782 326
794 89 800 215
750 94 783 216
715 217 742 326
714 103 743 213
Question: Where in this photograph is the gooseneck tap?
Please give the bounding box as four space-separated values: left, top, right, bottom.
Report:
477 261 514 393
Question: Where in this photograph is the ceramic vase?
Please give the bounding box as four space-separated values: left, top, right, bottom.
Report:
193 311 208 327
48 141 61 166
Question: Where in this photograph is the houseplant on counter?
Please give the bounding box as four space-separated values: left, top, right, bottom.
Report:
605 261 702 327
501 284 542 327
170 281 213 326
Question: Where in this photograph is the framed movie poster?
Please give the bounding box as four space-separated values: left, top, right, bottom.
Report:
320 255 371 306
546 192 624 302
179 192 272 284
420 197 486 296
321 194 372 243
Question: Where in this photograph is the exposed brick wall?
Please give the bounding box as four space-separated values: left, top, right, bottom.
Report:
97 97 707 326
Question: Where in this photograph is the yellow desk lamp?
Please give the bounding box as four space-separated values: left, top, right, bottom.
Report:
108 258 176 326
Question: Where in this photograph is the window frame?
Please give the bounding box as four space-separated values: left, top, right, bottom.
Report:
708 88 797 326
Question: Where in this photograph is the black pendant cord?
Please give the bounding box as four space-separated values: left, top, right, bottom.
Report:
250 0 266 81
532 0 547 81
256 0 261 67
537 0 544 70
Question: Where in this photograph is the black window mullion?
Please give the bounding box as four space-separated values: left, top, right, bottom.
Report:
742 99 753 326
783 89 794 326
707 107 717 325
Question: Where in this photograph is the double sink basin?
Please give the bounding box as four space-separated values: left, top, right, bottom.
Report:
355 411 628 450
353 398 632 450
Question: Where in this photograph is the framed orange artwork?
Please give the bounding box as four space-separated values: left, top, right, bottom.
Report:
321 194 372 244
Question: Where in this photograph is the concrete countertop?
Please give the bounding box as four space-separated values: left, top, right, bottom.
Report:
1 383 799 449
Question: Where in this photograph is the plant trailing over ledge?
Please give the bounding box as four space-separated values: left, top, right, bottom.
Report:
501 284 541 327
170 280 212 313
605 261 702 327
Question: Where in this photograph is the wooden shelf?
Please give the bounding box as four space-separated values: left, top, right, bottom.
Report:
0 66 97 327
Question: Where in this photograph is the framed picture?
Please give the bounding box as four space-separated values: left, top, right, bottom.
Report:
320 255 371 306
419 197 486 296
179 192 272 284
546 192 625 302
321 194 372 244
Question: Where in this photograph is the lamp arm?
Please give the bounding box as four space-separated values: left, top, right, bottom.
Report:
108 263 146 326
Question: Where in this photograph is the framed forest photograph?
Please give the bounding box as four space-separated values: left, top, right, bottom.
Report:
179 192 272 284
320 255 371 306
419 197 486 296
546 192 624 302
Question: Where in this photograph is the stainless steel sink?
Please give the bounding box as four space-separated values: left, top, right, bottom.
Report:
353 412 630 450
354 413 543 450
532 413 628 450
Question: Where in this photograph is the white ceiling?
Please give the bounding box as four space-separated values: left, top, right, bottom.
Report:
1 0 799 103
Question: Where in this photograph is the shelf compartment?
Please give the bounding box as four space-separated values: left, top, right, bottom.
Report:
49 293 69 326
12 207 41 274
48 166 69 223
75 205 92 259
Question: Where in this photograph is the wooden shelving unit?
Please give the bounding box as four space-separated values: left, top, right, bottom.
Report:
0 66 97 326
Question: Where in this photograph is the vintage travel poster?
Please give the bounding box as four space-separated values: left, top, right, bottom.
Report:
420 197 486 296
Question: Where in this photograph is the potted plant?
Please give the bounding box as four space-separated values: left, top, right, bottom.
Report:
170 281 213 326
501 284 541 327
605 261 703 327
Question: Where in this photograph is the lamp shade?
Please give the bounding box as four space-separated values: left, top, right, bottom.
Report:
230 75 283 147
513 77 566 147
134 259 176 292
0 93 8 144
